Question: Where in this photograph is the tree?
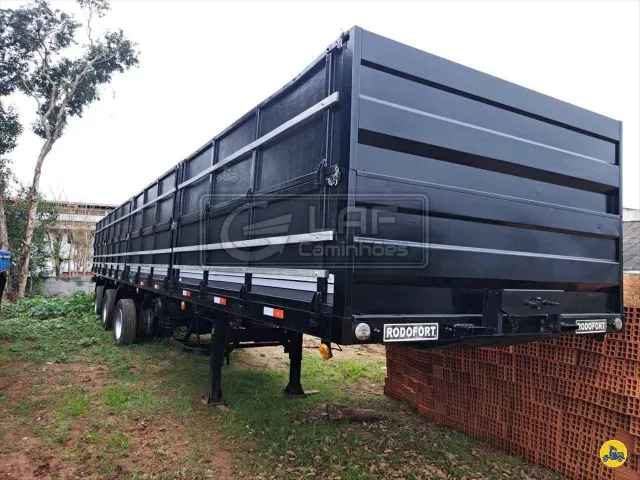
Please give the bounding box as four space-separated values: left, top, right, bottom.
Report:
68 224 94 275
1 6 25 255
0 102 23 251
1 0 139 297
5 188 58 292
46 228 66 276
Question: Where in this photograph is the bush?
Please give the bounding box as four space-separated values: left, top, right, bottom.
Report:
1 291 93 320
0 292 100 363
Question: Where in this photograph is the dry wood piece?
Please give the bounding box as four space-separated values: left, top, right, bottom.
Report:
326 404 383 422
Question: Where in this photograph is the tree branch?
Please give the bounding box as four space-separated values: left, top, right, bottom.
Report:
51 46 113 140
17 71 43 112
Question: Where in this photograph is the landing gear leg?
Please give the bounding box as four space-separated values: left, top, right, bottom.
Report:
204 315 227 405
284 331 305 396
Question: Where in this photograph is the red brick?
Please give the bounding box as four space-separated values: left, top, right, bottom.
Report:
613 467 640 480
384 274 640 480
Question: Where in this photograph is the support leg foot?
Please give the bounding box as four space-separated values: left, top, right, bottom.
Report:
284 331 305 397
202 393 225 406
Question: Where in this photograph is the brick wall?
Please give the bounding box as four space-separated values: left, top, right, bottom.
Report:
625 274 640 310
385 275 640 480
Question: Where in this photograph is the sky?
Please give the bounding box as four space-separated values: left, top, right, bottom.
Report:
5 0 640 209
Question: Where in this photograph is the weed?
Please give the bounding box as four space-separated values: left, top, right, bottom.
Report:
100 383 162 413
106 431 131 454
0 293 105 364
54 388 90 419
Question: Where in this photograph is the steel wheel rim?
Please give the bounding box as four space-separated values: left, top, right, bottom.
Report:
115 309 123 339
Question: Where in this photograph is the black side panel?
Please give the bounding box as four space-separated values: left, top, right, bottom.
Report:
93 35 350 321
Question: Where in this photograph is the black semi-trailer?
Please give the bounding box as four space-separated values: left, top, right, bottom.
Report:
92 26 624 402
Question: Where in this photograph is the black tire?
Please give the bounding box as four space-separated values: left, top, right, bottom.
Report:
101 289 117 330
138 307 155 339
114 299 137 346
94 285 104 317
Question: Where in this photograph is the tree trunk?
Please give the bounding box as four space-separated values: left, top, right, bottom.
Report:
49 232 62 276
16 140 52 297
0 194 9 251
0 194 10 302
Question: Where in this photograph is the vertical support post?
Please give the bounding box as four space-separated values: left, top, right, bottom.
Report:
482 289 503 336
205 314 227 405
284 331 305 396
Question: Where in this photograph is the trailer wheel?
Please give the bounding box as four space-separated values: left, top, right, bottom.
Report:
101 289 117 330
114 299 137 346
138 307 155 339
94 286 104 316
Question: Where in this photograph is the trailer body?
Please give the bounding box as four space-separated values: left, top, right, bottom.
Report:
93 27 623 355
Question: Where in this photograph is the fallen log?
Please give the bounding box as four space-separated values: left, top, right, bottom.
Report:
326 404 383 422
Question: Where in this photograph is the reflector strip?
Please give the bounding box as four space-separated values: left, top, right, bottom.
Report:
214 296 227 306
182 290 192 297
263 306 284 319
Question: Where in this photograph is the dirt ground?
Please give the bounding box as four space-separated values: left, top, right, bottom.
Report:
235 336 386 396
0 340 384 480
0 361 235 480
235 335 384 370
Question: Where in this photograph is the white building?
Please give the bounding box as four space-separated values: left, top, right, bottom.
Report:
45 201 114 277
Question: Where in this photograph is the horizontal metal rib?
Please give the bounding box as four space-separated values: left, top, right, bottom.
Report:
95 232 333 260
178 91 340 190
173 264 330 278
96 92 339 233
360 94 607 164
96 188 176 233
353 236 619 264
125 263 167 269
173 231 334 253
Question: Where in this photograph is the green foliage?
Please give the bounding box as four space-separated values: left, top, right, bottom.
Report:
54 388 90 419
0 0 139 140
105 431 131 454
1 0 138 294
5 190 58 276
100 384 163 414
0 101 22 158
0 292 99 363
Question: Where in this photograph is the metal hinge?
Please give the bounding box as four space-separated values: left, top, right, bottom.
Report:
332 31 350 51
309 277 328 327
315 160 341 187
309 292 323 327
198 270 209 299
239 273 252 310
524 296 560 310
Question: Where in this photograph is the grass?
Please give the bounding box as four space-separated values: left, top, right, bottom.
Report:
54 388 90 419
0 293 565 479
